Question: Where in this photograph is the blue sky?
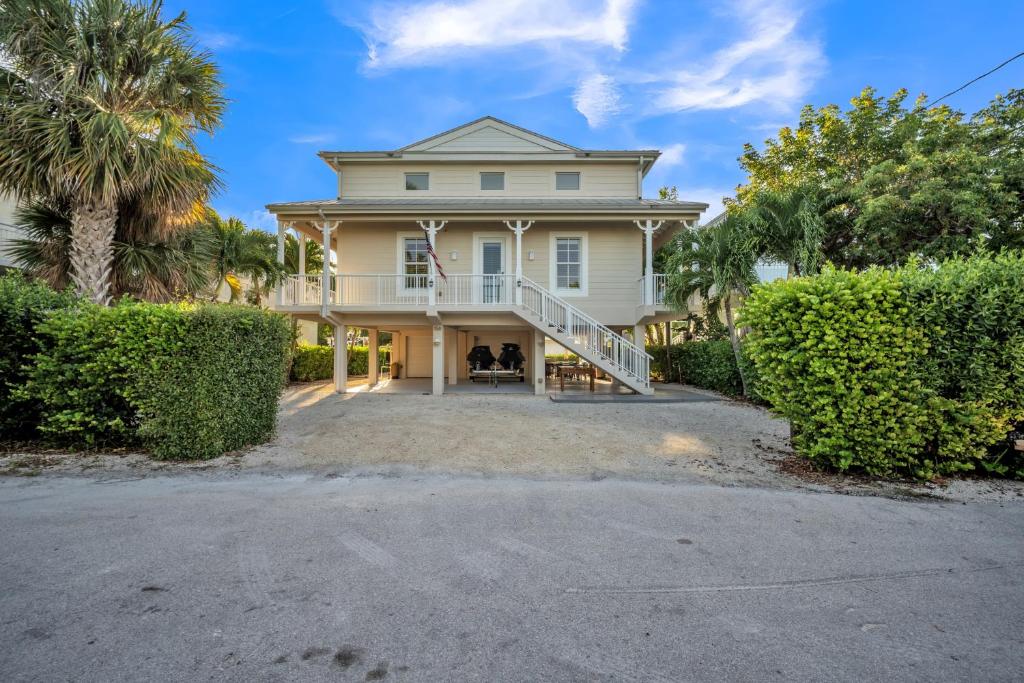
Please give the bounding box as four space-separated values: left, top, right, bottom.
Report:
184 0 1024 231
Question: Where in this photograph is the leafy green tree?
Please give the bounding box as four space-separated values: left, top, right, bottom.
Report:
0 0 225 305
664 214 759 396
6 199 213 302
738 87 1022 267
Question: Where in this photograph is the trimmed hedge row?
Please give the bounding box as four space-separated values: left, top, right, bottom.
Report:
290 344 391 382
743 253 1024 479
0 275 77 438
4 278 291 460
648 341 746 397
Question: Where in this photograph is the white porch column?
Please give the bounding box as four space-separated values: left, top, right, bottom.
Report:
633 324 646 348
276 220 288 307
367 328 379 386
431 324 445 395
634 219 662 305
334 324 347 393
504 220 533 304
418 220 446 307
532 328 546 395
298 233 306 276
446 328 458 385
316 219 337 315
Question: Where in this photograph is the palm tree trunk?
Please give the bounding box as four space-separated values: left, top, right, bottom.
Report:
70 200 118 305
723 294 750 397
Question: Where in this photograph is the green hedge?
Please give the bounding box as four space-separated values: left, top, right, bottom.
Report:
648 340 750 397
19 300 290 460
290 344 391 382
0 275 76 438
743 253 1024 479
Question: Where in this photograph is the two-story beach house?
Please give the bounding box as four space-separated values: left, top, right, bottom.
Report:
268 117 707 395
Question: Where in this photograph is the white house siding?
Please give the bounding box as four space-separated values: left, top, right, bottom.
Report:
338 162 638 199
0 193 23 269
332 220 643 327
412 125 557 152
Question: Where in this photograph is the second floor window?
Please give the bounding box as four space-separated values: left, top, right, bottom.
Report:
480 172 505 190
404 237 429 288
555 237 582 290
405 172 429 191
555 172 580 190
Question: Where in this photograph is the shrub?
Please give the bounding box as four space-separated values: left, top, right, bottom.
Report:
743 253 1024 479
0 274 77 437
21 300 290 460
903 253 1024 476
647 340 747 397
289 344 391 382
291 344 333 381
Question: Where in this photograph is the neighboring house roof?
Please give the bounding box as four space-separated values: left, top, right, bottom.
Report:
266 196 708 217
317 115 662 175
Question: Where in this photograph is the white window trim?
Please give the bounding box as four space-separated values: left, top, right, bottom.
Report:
479 171 506 192
404 171 430 192
548 231 588 297
554 171 582 192
396 230 430 294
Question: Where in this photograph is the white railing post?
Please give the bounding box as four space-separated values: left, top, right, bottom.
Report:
504 219 533 306
635 219 662 306
418 219 446 307
276 220 290 308
318 220 333 315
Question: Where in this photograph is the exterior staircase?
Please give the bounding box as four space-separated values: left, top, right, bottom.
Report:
516 277 652 395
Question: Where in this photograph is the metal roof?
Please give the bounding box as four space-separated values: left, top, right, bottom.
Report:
266 197 709 214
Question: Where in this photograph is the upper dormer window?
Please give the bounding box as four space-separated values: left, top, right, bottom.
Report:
405 172 429 191
555 172 580 191
480 172 505 191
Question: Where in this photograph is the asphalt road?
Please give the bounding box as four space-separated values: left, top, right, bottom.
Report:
1 473 1021 682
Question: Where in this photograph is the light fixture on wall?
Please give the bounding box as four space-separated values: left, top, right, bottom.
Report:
528 250 535 261
449 251 458 261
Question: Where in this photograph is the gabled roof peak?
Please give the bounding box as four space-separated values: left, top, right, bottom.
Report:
397 115 581 153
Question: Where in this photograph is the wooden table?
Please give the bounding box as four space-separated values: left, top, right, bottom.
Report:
556 364 595 392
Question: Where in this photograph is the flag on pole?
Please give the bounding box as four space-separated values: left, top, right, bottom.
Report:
423 228 447 281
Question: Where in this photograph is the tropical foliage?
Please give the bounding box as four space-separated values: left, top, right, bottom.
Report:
0 0 225 304
6 199 214 301
200 211 285 303
737 87 1024 266
742 253 1024 479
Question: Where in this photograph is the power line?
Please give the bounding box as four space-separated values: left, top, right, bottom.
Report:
928 50 1024 106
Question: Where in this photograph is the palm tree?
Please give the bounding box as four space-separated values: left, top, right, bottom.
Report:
747 186 825 277
201 212 285 303
0 0 225 305
6 198 214 301
664 213 759 395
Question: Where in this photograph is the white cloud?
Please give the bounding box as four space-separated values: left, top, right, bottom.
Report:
652 0 824 113
686 187 734 222
573 73 623 127
288 133 336 145
243 209 278 233
351 0 638 68
657 143 686 168
198 31 241 50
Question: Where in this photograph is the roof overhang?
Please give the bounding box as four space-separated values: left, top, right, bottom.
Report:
318 150 661 175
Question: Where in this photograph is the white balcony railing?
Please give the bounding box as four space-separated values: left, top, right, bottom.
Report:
639 274 668 306
279 273 517 308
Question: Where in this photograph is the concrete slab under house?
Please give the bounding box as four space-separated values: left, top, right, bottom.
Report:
267 116 708 396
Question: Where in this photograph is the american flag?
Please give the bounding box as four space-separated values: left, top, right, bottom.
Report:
423 228 447 281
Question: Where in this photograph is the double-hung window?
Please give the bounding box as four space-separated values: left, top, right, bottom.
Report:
555 237 582 290
403 237 429 289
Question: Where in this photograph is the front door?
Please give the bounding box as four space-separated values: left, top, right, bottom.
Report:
480 239 505 304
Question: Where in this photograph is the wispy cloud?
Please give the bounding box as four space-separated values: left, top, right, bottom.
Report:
288 133 336 145
349 0 638 69
657 143 686 167
651 0 824 113
198 31 242 51
572 73 623 127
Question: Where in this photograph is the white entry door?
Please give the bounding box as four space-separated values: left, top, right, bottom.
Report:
480 239 505 304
